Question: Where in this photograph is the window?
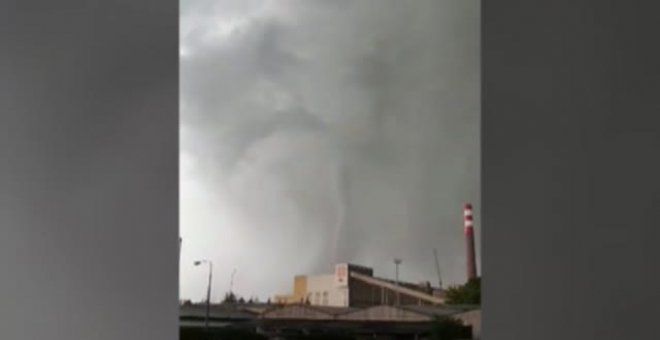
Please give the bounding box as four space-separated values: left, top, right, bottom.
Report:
322 291 328 306
314 292 320 305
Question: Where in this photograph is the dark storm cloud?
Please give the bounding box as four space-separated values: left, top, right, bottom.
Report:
180 0 479 301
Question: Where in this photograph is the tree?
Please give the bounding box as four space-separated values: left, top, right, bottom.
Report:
238 297 246 304
222 292 238 304
444 277 480 305
430 316 472 340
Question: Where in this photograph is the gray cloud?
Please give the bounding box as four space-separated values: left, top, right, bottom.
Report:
180 0 480 302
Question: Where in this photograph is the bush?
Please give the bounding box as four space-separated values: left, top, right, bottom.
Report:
429 316 472 340
444 277 480 305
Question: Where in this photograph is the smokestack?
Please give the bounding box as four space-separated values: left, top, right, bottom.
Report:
464 203 478 281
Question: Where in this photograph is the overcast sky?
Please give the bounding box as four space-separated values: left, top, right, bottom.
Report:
180 0 480 302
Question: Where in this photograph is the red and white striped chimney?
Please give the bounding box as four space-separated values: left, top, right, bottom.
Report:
464 203 478 281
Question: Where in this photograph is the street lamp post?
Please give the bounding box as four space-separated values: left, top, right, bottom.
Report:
394 258 402 306
229 269 237 301
194 259 213 330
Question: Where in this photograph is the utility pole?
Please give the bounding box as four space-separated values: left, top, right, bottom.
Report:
433 248 443 288
230 269 237 294
229 269 237 307
194 260 213 330
394 258 402 305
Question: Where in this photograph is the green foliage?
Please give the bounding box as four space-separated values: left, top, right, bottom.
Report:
429 316 472 340
444 277 480 305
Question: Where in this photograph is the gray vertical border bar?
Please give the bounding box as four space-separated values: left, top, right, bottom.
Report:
1 1 178 340
484 1 660 339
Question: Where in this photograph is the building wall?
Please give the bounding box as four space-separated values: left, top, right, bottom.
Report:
274 276 308 304
305 274 348 307
346 263 374 276
274 263 440 308
293 276 307 301
348 276 382 307
453 309 481 339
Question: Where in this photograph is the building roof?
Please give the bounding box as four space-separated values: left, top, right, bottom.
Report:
179 304 258 320
349 272 446 305
180 304 481 337
258 304 479 323
259 304 357 320
399 305 474 317
336 305 434 322
371 276 441 291
307 305 359 315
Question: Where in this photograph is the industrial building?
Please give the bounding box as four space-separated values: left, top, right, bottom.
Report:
181 203 481 339
274 203 479 308
273 263 446 308
180 204 481 339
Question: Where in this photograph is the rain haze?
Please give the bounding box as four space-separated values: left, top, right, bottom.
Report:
180 0 480 302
